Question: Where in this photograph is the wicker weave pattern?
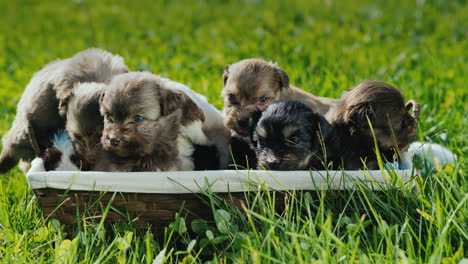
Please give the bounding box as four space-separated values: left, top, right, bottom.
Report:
33 188 250 234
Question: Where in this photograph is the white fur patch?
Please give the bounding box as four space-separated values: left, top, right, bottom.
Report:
52 131 79 171
160 77 230 169
176 135 196 171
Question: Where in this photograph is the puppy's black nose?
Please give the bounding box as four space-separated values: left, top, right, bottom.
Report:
237 117 249 128
266 160 281 170
110 137 120 147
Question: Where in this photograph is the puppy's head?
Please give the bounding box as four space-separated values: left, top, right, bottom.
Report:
329 81 419 152
250 100 332 170
99 72 183 157
65 82 106 168
221 59 290 137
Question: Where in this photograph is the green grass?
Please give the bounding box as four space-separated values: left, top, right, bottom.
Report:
0 0 466 263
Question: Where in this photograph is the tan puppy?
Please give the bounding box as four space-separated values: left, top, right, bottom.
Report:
222 58 336 138
0 48 128 173
326 81 420 169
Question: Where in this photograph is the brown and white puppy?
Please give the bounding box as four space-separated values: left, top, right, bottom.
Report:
326 80 420 170
95 72 229 172
221 58 336 167
0 48 128 174
42 82 106 171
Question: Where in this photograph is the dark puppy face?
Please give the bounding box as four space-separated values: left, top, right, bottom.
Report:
222 59 290 137
65 83 106 168
328 81 419 152
250 100 332 170
99 72 183 158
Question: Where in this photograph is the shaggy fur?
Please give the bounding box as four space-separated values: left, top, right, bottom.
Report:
326 80 419 170
0 48 128 173
65 82 106 170
222 58 336 138
42 131 79 171
250 100 332 170
94 72 228 172
157 76 230 169
222 58 336 168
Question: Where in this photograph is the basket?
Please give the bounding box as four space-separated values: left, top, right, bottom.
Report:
27 158 414 234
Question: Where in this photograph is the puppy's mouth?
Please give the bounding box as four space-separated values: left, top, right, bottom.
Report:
233 127 250 137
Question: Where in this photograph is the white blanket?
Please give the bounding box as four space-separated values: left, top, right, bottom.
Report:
27 158 413 193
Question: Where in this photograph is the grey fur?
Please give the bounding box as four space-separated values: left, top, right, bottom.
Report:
0 48 128 173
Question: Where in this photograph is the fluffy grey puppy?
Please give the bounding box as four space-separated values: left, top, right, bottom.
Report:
0 48 128 173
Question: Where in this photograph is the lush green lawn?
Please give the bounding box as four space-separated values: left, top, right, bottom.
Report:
0 0 466 263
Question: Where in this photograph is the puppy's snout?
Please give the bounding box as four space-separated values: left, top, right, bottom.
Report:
110 138 120 147
107 135 120 147
266 160 281 170
236 117 249 128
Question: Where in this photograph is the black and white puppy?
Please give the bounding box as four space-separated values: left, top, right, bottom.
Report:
249 100 332 170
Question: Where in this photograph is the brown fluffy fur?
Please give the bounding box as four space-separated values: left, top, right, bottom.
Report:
0 49 128 174
326 81 419 170
222 58 336 138
65 82 107 170
94 72 200 172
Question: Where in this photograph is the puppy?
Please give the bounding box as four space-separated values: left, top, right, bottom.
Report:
250 100 332 170
42 131 79 171
64 82 106 170
222 58 336 137
95 72 229 172
222 58 336 167
326 81 420 170
0 48 128 174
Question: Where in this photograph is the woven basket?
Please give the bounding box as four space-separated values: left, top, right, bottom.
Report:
27 158 413 234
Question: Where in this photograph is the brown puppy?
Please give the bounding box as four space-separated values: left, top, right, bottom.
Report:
65 82 106 170
222 58 336 138
0 48 128 173
41 82 106 171
222 58 336 167
326 81 420 170
94 72 222 172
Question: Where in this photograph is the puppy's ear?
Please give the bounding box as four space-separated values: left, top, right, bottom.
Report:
223 65 230 86
249 109 263 142
249 109 263 130
98 91 106 116
317 116 333 141
347 102 376 126
181 93 205 123
159 88 183 116
274 66 290 89
308 113 332 142
58 90 74 117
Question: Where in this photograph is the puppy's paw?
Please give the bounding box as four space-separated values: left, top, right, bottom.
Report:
0 153 19 174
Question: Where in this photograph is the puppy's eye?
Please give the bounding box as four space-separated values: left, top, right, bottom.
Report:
228 94 239 105
258 97 268 103
106 114 114 123
134 115 145 123
288 136 301 144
